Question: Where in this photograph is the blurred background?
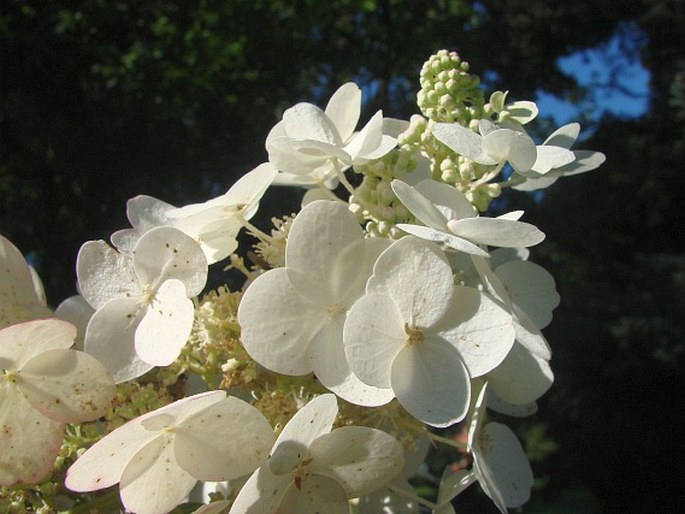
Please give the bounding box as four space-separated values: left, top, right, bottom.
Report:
1 1 683 512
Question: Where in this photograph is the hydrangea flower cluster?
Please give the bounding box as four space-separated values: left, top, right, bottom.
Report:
0 50 604 514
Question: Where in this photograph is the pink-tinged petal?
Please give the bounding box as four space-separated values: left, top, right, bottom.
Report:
119 434 198 514
447 217 545 249
65 423 158 492
84 297 152 383
488 342 554 405
0 318 75 369
174 396 275 481
309 426 404 497
76 240 139 309
344 293 406 389
0 381 63 486
228 465 293 514
133 226 208 297
19 348 115 423
283 102 342 145
278 473 349 514
391 340 471 427
0 236 52 328
325 82 361 142
308 316 394 407
238 268 322 376
135 279 194 366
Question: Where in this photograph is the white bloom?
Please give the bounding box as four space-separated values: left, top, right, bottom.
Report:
513 122 607 190
468 384 534 513
432 468 476 514
391 179 544 257
432 119 574 175
0 319 115 486
166 163 277 264
0 235 52 328
230 394 404 514
266 82 397 186
344 236 514 427
54 295 95 351
238 200 394 406
77 226 208 382
66 390 275 514
111 194 177 253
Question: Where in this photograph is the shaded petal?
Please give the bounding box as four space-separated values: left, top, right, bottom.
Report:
531 145 575 174
274 394 338 451
278 474 349 514
55 295 94 351
391 340 470 427
111 195 175 253
119 434 198 514
391 180 450 231
447 217 545 249
396 224 489 257
344 293 405 389
84 297 152 383
325 82 361 142
267 136 333 176
415 180 477 221
237 268 322 375
487 342 554 405
309 426 404 497
542 123 580 148
556 149 606 176
0 381 63 486
344 110 385 161
283 102 342 145
432 123 494 164
135 279 195 366
175 396 275 481
228 465 293 514
222 162 277 212
19 348 115 423
0 318 75 369
482 129 537 172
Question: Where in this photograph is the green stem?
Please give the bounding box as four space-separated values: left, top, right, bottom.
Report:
426 431 468 450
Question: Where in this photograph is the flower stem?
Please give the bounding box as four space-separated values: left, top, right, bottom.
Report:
426 431 468 450
386 483 437 510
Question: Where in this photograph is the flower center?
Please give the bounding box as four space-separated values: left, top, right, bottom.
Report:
404 323 424 346
325 303 346 319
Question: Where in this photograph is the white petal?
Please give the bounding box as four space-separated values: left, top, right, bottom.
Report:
505 101 538 124
0 381 63 486
531 145 575 174
556 149 606 176
65 420 157 492
237 268 321 376
436 468 477 507
439 289 515 377
488 342 554 404
274 394 338 451
482 129 537 172
119 434 198 514
267 135 334 176
391 180 450 231
222 162 277 212
307 315 394 407
309 426 404 497
135 279 194 366
390 340 470 427
486 391 538 418
0 318 75 369
133 226 208 297
344 110 385 161
432 123 494 164
473 423 534 510
414 180 477 221
77 240 139 309
397 224 489 257
344 293 406 389
278 473 349 514
513 308 552 359
228 465 292 514
112 195 175 253
55 295 94 351
512 174 560 191
325 82 361 143
84 297 152 383
283 102 342 145
496 260 559 329
358 133 398 162
447 217 545 248
369 237 454 327
174 396 275 481
542 123 580 148
19 348 115 423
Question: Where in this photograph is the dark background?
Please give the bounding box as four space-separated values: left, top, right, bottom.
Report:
1 1 683 512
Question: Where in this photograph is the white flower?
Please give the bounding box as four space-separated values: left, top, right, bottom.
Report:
237 199 394 406
432 468 477 514
166 162 277 264
0 319 115 486
230 394 404 514
54 295 95 351
266 82 397 186
66 390 275 514
343 236 515 427
513 122 607 191
110 194 177 253
468 384 534 513
77 226 208 382
391 179 545 257
0 235 52 328
432 119 574 175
